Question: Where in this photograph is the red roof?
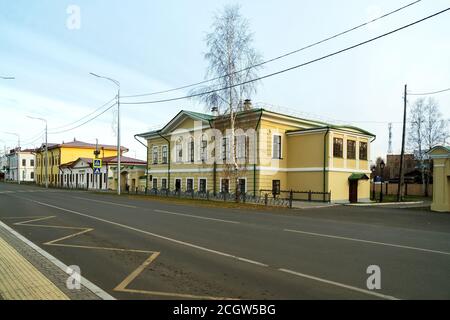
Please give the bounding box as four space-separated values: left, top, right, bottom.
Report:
42 140 128 152
102 156 146 165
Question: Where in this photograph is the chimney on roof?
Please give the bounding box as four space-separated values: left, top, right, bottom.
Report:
73 137 76 142
211 106 219 117
243 99 252 111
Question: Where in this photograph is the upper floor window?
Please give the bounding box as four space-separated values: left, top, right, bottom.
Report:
200 134 207 162
188 137 194 163
347 140 356 159
176 139 183 162
22 159 26 166
30 159 34 167
222 137 230 161
162 145 168 164
359 142 368 160
273 135 282 159
236 135 248 160
333 138 343 158
152 146 158 164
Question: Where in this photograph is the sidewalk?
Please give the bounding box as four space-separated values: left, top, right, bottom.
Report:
0 220 114 300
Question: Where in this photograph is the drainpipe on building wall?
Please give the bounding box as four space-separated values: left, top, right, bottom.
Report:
157 131 171 191
323 127 330 200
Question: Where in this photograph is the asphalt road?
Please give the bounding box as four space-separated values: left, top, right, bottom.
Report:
1 182 450 300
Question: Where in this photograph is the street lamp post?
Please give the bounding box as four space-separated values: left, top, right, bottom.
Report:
90 73 121 195
27 116 48 188
379 160 385 203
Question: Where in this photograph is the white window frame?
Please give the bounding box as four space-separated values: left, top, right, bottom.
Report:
174 177 182 191
152 146 159 164
176 139 183 163
219 177 230 193
185 177 194 192
198 177 207 193
239 177 248 193
188 137 195 163
200 134 208 162
161 177 168 189
161 145 168 164
272 134 282 159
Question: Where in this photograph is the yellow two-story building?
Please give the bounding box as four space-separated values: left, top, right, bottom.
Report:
137 106 375 203
35 139 127 187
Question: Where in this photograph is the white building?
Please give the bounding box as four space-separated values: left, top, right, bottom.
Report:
60 156 146 191
5 148 36 183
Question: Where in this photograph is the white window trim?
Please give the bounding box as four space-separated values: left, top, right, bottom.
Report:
161 145 169 164
152 146 159 164
272 133 282 159
185 177 195 191
174 177 182 190
219 177 230 193
197 177 208 192
161 177 168 189
237 177 248 193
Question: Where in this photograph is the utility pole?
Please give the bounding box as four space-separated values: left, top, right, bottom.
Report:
90 73 121 195
397 84 407 202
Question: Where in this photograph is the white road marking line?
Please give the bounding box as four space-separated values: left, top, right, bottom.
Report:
72 196 137 209
154 209 240 224
23 197 268 268
278 268 399 300
12 195 406 299
0 219 115 300
284 229 450 256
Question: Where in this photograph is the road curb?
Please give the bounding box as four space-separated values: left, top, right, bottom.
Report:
0 219 115 300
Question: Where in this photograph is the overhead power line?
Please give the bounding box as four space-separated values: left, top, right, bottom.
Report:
408 87 450 96
49 96 116 130
49 102 117 134
122 0 423 99
122 8 450 106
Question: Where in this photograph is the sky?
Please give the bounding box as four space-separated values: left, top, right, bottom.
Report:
0 0 449 162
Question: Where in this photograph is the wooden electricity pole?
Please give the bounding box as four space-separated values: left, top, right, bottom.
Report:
397 84 407 202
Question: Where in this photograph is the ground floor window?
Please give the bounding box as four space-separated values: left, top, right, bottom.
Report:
238 178 246 194
152 178 158 189
175 179 181 191
161 178 167 190
221 179 229 193
186 178 193 192
30 172 34 180
272 180 281 195
199 179 207 193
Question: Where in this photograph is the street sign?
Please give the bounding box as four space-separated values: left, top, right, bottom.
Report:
93 159 102 168
93 167 101 175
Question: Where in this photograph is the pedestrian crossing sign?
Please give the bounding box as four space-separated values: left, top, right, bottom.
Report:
93 159 102 168
93 167 101 174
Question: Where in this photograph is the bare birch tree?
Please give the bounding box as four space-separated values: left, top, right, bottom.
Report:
191 4 262 196
408 97 449 193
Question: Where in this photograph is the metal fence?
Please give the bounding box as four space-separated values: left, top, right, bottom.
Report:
259 189 332 204
139 188 290 207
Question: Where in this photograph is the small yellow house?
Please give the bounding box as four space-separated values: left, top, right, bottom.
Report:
35 139 127 187
427 146 450 212
137 106 375 203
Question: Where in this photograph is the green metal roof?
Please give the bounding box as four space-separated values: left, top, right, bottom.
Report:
348 173 370 181
183 110 216 121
